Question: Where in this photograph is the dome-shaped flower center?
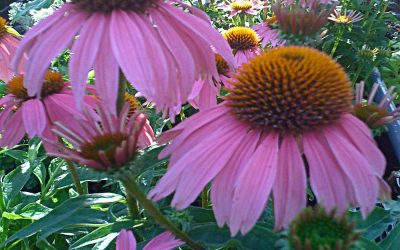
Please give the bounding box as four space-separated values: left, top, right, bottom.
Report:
125 92 141 118
215 54 230 76
7 71 65 100
223 27 259 52
71 0 158 13
227 46 352 134
289 208 358 250
267 15 277 25
0 17 7 37
230 1 253 11
336 15 353 24
80 133 128 165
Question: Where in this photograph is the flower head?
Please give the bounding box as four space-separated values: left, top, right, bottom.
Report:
253 15 285 48
46 103 154 171
149 46 389 236
289 207 359 250
223 27 260 66
116 229 183 250
273 0 334 36
12 1 234 118
0 17 22 83
0 71 97 149
354 81 400 128
328 9 363 24
219 0 263 17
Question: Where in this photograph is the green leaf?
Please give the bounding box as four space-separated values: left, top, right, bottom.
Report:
188 223 279 249
69 220 139 249
2 162 38 209
353 237 382 250
349 207 395 240
1 193 123 247
379 223 400 250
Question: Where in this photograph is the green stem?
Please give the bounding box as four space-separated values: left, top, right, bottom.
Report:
119 173 203 250
363 61 378 83
330 26 344 57
201 188 208 208
126 195 141 219
240 13 246 26
197 0 204 10
352 61 365 85
66 161 84 195
117 72 128 115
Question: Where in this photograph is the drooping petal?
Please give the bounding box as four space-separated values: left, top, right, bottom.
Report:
143 232 184 250
69 13 105 110
116 229 136 250
93 16 119 115
24 11 87 97
273 135 307 230
303 132 355 215
11 4 75 72
150 119 247 209
188 78 218 110
337 114 385 176
323 127 379 217
22 99 47 137
211 130 261 227
230 132 279 236
160 3 235 68
0 109 25 147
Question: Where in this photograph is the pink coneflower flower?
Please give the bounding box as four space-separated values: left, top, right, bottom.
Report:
116 229 183 250
189 54 234 109
0 17 21 83
273 0 334 36
11 1 234 117
219 0 263 17
0 71 97 148
149 46 389 236
45 103 154 170
354 81 400 128
223 27 260 66
253 16 285 48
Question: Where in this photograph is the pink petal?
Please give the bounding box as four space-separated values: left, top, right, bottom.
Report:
160 3 235 68
337 114 385 175
211 130 261 227
116 229 136 250
143 232 184 250
24 11 87 97
303 132 355 215
11 4 75 73
69 13 105 110
323 127 379 217
150 120 247 209
110 11 162 103
188 79 218 110
0 109 25 147
273 135 307 230
22 99 47 137
229 132 279 236
93 16 119 115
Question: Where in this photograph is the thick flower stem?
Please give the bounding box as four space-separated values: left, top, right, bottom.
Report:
119 173 203 250
66 160 84 195
126 194 141 219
